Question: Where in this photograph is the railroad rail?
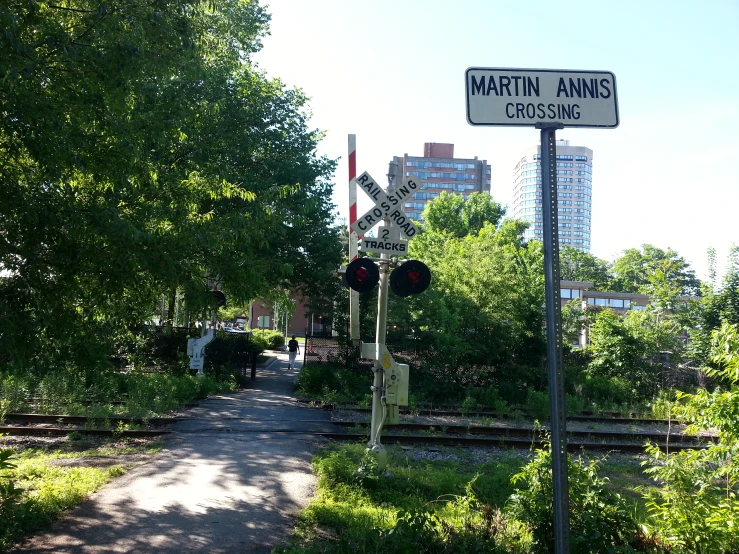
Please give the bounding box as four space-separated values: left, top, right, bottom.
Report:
2 413 185 425
313 432 706 453
329 421 716 444
0 412 184 438
305 401 676 425
1 412 711 454
0 426 171 437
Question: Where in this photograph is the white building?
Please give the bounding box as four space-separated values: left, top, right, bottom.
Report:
511 140 593 251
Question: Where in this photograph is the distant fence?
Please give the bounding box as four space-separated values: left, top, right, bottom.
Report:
302 334 422 369
114 326 253 377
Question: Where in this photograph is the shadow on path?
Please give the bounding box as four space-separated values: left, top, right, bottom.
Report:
14 354 337 553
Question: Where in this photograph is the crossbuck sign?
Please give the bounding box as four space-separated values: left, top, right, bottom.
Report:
349 171 420 241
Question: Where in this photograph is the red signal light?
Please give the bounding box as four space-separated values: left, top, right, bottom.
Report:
390 260 431 297
407 270 421 284
344 258 380 293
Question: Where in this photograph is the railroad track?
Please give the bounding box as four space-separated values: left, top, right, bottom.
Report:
1 413 710 453
329 421 716 444
0 412 184 437
314 432 705 453
303 401 676 425
1 413 185 425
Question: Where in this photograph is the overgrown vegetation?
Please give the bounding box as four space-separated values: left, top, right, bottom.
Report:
294 321 739 553
277 442 658 554
0 435 162 550
639 321 739 553
0 369 232 420
251 329 286 350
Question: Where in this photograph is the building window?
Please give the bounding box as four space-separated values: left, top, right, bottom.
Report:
575 156 588 161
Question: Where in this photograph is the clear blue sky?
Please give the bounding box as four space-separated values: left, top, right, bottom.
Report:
254 0 739 279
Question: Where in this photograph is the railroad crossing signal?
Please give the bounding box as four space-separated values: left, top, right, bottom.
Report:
390 260 431 297
359 225 408 256
210 290 226 307
343 170 430 297
349 171 420 240
345 258 380 293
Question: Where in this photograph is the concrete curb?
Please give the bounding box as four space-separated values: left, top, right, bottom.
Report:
257 355 279 370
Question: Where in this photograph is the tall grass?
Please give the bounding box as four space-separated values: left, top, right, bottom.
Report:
0 369 233 420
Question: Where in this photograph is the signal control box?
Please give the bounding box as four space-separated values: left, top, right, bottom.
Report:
384 362 409 407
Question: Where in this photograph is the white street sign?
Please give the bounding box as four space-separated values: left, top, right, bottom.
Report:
386 208 418 239
351 172 420 239
359 237 408 255
355 171 388 206
350 204 385 236
466 67 619 128
377 224 400 242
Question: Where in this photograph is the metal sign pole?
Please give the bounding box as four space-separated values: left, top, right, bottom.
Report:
537 122 570 554
369 243 390 456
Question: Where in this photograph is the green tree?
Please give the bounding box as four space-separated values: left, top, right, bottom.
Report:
610 244 700 301
0 1 340 371
559 246 612 290
642 321 739 553
690 246 739 366
419 191 505 238
406 214 546 397
587 307 682 399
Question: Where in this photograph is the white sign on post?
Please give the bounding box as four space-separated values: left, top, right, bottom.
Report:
359 225 408 255
349 171 420 239
465 67 619 128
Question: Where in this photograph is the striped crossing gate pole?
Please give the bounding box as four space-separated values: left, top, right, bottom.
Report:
348 135 360 345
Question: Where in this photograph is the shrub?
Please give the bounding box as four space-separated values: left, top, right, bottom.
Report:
251 329 285 349
580 374 632 408
507 442 640 553
249 333 269 353
297 364 340 397
526 391 550 420
0 448 24 545
640 322 739 553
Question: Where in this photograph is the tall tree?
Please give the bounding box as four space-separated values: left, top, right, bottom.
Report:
405 215 546 393
559 246 612 289
420 191 505 238
0 0 340 369
690 246 739 365
610 244 700 300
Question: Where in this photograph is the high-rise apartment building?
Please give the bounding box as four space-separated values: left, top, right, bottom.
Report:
511 140 593 251
393 143 492 220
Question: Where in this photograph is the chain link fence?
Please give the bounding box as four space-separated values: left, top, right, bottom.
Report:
302 333 423 369
113 326 254 378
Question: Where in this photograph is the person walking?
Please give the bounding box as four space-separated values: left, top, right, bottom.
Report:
287 335 300 369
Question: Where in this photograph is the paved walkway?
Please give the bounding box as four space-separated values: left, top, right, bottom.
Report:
15 353 338 553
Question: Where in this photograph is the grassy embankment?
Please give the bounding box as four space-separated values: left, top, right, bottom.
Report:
287 363 678 552
296 361 673 418
277 442 655 554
